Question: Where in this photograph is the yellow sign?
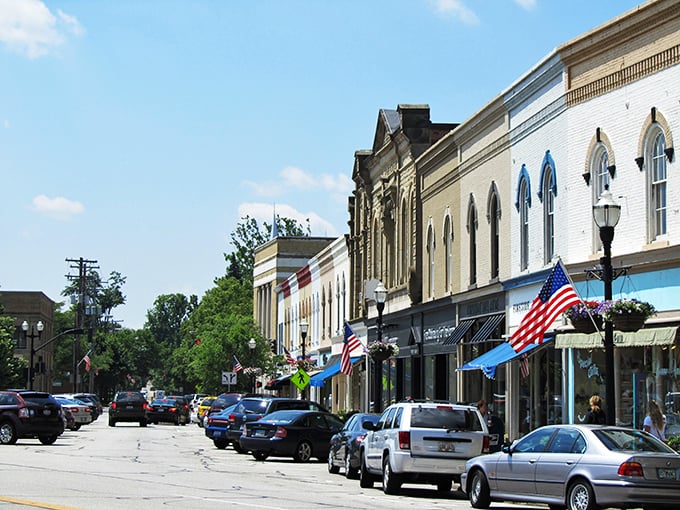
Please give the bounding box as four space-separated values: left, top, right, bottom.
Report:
291 368 310 390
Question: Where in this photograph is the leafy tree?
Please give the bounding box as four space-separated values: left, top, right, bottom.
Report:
0 314 27 388
225 215 306 284
61 269 127 325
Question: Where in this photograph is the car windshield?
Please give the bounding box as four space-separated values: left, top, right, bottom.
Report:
594 428 676 453
200 398 215 406
152 399 177 406
236 399 269 414
410 406 483 431
117 392 145 403
214 394 242 407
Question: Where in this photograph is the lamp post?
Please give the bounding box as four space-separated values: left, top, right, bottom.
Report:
248 338 257 394
22 320 44 390
299 319 309 399
593 185 621 426
373 282 388 413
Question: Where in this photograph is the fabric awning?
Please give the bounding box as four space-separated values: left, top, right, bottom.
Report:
443 319 475 345
264 373 292 390
457 337 552 380
555 326 678 349
308 357 360 387
468 313 505 344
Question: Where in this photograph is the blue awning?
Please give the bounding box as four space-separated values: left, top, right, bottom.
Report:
309 357 360 387
457 337 553 380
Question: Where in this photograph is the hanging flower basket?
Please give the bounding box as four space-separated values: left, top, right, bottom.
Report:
570 316 598 334
600 299 656 332
367 341 399 361
295 359 316 372
564 301 601 334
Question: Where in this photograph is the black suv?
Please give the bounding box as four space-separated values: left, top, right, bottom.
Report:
0 390 65 445
226 397 327 453
109 391 148 427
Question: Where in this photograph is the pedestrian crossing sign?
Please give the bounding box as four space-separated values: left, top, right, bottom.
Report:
291 368 310 390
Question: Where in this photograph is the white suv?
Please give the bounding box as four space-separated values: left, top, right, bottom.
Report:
359 400 489 494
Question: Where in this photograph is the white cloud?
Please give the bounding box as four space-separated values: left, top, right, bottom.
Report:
32 194 84 220
237 202 340 238
514 0 537 11
243 166 354 197
430 0 479 25
0 0 83 59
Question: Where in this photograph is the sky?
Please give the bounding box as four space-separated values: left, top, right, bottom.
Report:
1 0 645 329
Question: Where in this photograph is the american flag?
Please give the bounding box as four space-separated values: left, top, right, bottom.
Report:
233 356 243 373
82 353 91 372
509 260 580 353
341 322 362 376
283 346 296 365
519 353 530 378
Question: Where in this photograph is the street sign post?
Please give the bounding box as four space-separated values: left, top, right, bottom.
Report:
222 371 237 385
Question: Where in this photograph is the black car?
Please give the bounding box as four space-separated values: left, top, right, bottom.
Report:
226 397 327 453
207 392 246 419
328 412 379 478
146 398 189 425
0 390 65 445
108 391 148 427
240 409 344 462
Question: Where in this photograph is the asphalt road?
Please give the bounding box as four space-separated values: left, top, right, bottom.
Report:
0 410 551 510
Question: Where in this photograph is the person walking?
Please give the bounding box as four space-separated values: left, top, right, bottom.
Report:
643 399 667 442
585 395 606 424
478 399 505 452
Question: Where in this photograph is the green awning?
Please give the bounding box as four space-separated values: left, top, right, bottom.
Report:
555 326 678 349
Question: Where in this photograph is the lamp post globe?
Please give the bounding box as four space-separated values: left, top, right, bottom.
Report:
593 184 621 425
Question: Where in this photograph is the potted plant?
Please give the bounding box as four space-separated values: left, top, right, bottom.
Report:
599 298 656 332
367 341 399 361
295 359 316 372
564 300 601 334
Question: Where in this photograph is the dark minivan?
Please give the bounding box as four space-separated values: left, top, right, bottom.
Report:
109 391 148 427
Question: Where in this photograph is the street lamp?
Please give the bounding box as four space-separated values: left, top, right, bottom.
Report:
373 282 388 413
22 320 44 390
593 184 621 426
299 319 309 399
248 338 257 394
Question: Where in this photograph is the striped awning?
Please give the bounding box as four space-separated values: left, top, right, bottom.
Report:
468 314 505 344
443 319 475 345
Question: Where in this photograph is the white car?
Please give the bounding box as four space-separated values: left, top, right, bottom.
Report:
54 396 93 430
359 401 489 494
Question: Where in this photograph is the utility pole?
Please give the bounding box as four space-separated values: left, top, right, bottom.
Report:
66 257 98 393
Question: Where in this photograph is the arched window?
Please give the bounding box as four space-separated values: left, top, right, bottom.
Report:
488 186 500 280
647 127 667 241
373 219 380 278
467 198 477 286
443 214 452 292
543 170 555 264
427 224 435 298
401 197 408 282
327 282 333 339
516 165 531 272
591 144 610 250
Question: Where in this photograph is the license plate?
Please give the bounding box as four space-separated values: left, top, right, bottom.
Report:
158 409 165 412
657 468 678 480
43 410 51 416
126 405 133 410
438 441 455 452
214 431 223 437
255 430 266 437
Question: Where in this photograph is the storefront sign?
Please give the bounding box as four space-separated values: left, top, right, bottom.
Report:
461 295 504 319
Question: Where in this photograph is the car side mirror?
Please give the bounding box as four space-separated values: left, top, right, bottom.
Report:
502 442 513 454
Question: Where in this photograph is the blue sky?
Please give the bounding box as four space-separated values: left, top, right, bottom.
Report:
1 0 644 329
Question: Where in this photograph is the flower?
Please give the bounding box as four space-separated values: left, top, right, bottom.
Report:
367 341 399 358
599 298 656 321
564 300 601 320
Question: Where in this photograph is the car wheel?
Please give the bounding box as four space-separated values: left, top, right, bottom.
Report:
293 441 313 462
39 434 58 445
252 451 268 461
214 439 229 450
359 454 374 489
437 478 453 493
0 421 18 445
232 442 246 454
567 479 595 510
108 417 116 427
327 452 340 474
382 457 401 495
140 419 147 427
469 469 491 509
345 453 359 479
72 423 82 431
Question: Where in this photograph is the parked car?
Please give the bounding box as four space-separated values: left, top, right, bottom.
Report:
204 403 239 449
359 400 489 494
461 424 680 510
226 397 327 453
73 393 103 421
328 412 379 479
146 398 189 425
166 395 191 424
53 396 93 430
61 406 77 431
207 392 246 418
196 396 218 427
240 409 344 462
0 390 64 445
108 391 148 427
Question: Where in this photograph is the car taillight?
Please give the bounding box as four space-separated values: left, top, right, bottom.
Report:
143 402 148 410
482 435 490 454
70 407 79 413
111 402 117 410
618 461 644 477
169 407 177 413
274 427 287 438
398 431 410 449
228 413 236 421
354 434 367 445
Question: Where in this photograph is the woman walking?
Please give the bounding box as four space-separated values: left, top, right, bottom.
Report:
643 399 667 442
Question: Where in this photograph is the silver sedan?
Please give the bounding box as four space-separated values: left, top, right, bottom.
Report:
460 424 680 510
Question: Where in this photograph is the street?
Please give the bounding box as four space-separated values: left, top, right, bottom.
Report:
0 410 552 510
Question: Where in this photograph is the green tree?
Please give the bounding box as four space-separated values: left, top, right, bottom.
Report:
225 215 306 284
0 314 27 388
